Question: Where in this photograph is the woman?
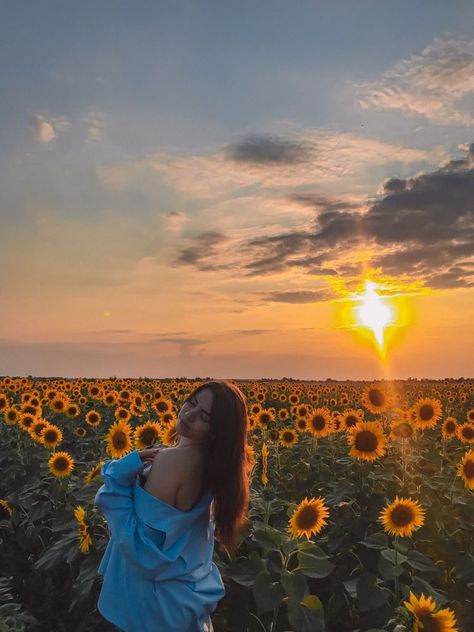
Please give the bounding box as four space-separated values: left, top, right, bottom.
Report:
94 379 250 632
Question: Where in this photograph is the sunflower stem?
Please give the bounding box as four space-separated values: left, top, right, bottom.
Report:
247 611 267 632
394 536 399 605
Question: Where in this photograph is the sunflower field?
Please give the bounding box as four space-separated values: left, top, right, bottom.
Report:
1 375 473 632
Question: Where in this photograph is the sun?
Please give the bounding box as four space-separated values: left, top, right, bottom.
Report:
333 272 415 360
355 281 394 348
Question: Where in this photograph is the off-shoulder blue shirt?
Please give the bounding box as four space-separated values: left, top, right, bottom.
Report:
94 449 225 632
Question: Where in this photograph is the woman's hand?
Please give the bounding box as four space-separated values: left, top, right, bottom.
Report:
138 443 166 464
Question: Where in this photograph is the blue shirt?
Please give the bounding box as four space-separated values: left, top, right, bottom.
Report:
94 449 225 632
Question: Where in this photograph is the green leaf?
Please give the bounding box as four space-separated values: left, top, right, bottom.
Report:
253 526 282 552
252 570 285 615
380 548 408 565
411 576 448 606
280 569 308 604
406 549 438 573
356 572 391 613
297 550 335 578
226 555 266 587
359 532 389 549
287 594 325 632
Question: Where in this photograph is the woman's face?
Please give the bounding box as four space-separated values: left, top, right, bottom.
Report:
177 388 214 443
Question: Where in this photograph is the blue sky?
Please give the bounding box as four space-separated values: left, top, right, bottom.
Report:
1 1 473 379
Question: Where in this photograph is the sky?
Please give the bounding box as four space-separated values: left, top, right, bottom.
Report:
1 0 473 381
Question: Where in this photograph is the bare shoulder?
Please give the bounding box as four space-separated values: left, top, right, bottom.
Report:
143 447 185 506
142 447 204 503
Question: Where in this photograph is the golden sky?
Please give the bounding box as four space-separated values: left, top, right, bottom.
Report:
1 4 473 379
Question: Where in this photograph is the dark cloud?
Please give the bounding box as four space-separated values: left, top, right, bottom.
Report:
225 134 312 165
232 329 276 336
173 231 232 271
238 144 474 290
263 289 334 303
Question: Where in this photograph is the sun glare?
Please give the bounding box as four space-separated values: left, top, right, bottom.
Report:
355 281 393 348
333 274 414 361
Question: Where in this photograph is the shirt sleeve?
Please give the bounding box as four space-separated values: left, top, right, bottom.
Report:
94 449 184 580
94 449 144 537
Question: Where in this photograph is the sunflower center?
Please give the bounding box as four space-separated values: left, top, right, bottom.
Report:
355 430 378 452
113 430 127 449
369 389 385 407
296 505 319 530
312 415 326 430
417 613 442 632
462 426 474 440
390 504 414 526
445 421 456 432
463 460 474 479
55 457 69 471
419 404 434 421
345 415 358 427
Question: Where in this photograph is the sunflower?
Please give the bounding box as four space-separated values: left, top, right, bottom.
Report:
245 443 256 471
74 505 93 554
103 391 119 407
0 394 9 412
466 408 474 424
261 442 269 486
0 498 13 519
85 410 102 427
361 383 390 414
347 421 387 462
65 404 80 419
442 417 458 440
114 406 131 423
50 395 69 414
40 423 63 449
267 428 280 443
457 450 474 490
3 407 20 426
341 408 363 431
84 461 105 484
133 421 162 448
48 451 75 478
105 419 134 458
379 496 425 537
161 422 179 446
18 413 36 432
151 396 174 417
390 418 415 441
403 592 458 632
75 427 87 438
256 409 276 430
288 497 329 540
456 423 474 444
411 397 442 431
27 418 49 442
278 408 290 421
279 428 298 447
294 417 310 433
307 407 333 437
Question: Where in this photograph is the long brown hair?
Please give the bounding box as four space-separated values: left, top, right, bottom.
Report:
171 380 250 557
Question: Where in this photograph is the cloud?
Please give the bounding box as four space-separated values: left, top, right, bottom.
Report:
355 37 474 126
161 211 190 233
169 143 474 293
32 115 56 142
83 109 105 141
31 114 70 143
97 128 439 198
225 134 312 164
